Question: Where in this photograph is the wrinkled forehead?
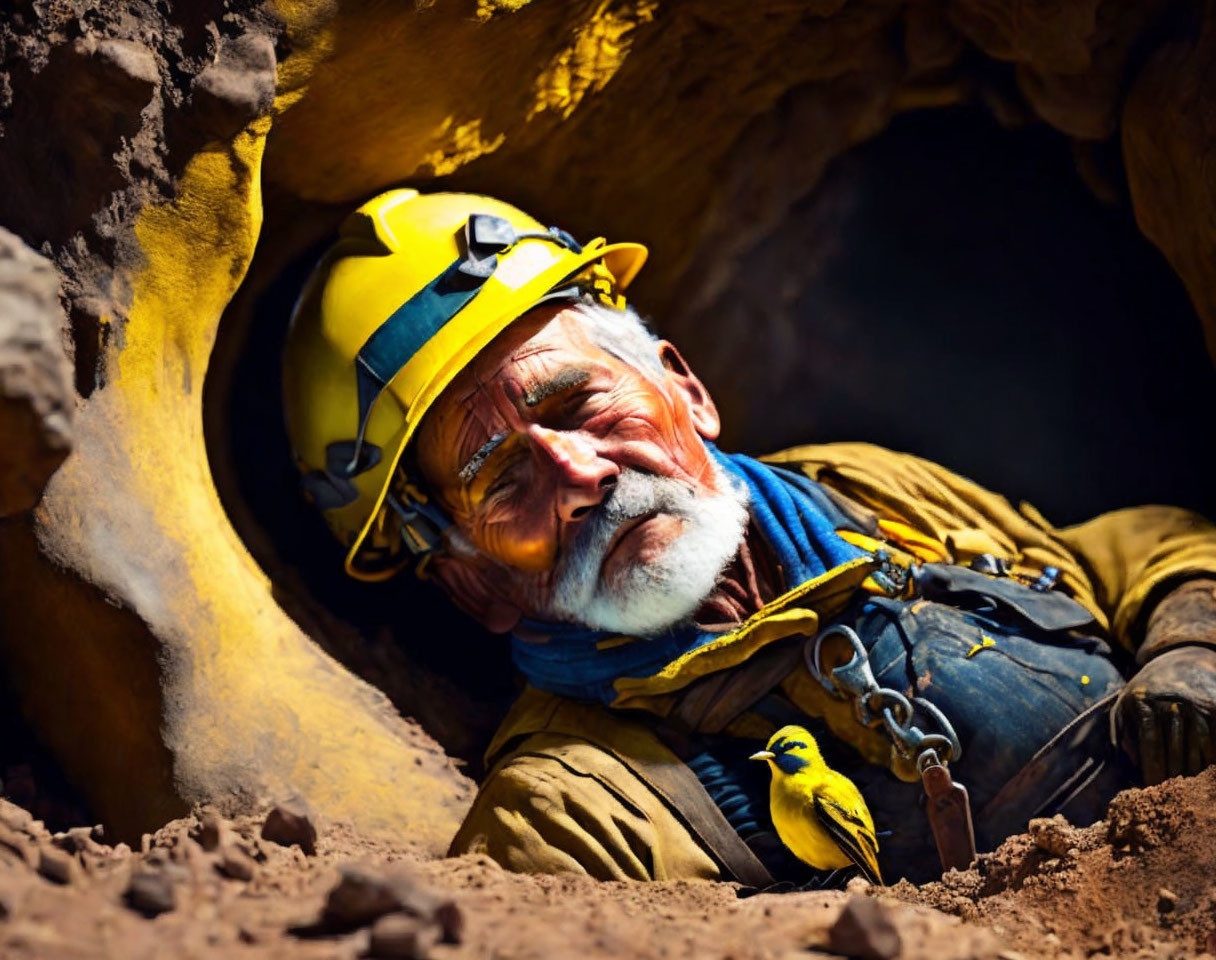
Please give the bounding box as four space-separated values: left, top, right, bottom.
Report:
413 306 608 483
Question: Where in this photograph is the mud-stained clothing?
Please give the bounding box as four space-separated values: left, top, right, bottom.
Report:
451 443 1216 883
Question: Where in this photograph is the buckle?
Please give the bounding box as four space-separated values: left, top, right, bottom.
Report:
384 485 450 556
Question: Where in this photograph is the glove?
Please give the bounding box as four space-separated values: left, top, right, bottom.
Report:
1115 646 1216 784
1116 579 1216 784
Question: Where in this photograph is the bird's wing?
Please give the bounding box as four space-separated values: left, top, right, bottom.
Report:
812 794 883 885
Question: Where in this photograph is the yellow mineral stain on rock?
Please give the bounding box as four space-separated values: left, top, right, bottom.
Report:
269 0 339 116
476 0 534 20
85 114 471 843
418 117 507 177
528 0 657 121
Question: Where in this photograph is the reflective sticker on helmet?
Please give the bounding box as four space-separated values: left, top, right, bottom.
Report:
494 242 563 290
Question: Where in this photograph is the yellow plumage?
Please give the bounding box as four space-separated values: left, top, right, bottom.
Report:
750 724 883 885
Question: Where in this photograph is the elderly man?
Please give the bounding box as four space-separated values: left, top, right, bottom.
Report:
284 189 1216 885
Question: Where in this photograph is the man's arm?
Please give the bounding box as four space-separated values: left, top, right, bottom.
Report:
1001 500 1216 784
1111 579 1216 783
1053 507 1216 651
449 735 721 881
771 442 1216 647
771 442 1216 783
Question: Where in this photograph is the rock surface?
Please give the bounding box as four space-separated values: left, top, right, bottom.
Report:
0 229 72 517
0 1 475 848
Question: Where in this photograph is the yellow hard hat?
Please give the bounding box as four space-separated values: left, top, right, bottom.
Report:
282 189 648 581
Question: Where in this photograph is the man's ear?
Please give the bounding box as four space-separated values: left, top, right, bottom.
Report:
427 552 523 634
658 341 720 441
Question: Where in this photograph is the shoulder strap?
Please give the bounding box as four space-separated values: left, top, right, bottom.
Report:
599 739 775 889
488 692 774 888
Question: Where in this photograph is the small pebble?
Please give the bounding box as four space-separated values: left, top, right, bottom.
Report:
0 824 34 866
217 845 256 881
0 803 32 834
369 912 441 960
198 810 223 852
126 870 176 916
1028 815 1074 858
320 864 462 943
261 800 317 856
828 895 902 960
845 875 872 895
37 846 80 885
51 826 97 855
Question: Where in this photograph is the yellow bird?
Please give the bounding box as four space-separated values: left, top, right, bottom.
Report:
750 724 883 885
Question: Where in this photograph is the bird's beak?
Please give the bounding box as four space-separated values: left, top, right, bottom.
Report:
749 750 775 762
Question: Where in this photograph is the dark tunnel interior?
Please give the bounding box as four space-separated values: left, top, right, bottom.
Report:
699 104 1216 526
217 102 1216 773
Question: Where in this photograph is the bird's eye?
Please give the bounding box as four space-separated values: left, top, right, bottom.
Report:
786 741 807 751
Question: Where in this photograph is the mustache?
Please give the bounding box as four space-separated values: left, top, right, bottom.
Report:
544 459 751 636
560 470 697 576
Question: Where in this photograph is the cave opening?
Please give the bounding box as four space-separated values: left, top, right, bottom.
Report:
211 100 1216 777
687 102 1216 526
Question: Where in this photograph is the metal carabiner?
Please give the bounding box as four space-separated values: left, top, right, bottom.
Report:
807 624 878 699
911 696 963 765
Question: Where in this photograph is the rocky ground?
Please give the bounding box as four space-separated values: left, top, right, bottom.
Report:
0 770 1212 960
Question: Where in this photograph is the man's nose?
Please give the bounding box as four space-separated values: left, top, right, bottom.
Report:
526 425 619 522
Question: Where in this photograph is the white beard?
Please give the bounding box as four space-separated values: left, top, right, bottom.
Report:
544 463 750 637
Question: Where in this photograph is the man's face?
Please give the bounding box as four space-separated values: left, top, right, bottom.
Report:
415 303 747 635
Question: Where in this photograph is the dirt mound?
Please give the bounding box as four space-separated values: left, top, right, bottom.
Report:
891 768 1216 960
0 772 1214 959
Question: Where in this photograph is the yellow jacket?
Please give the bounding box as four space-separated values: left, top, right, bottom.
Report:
450 443 1216 881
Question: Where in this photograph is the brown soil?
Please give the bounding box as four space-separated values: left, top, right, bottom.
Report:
1 771 1214 960
890 770 1216 960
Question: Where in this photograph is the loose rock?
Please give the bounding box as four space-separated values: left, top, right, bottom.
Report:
827 895 902 960
261 800 317 855
217 845 256 882
1028 815 1076 858
52 826 98 854
846 874 873 895
0 824 34 867
190 32 277 139
0 800 33 834
197 810 224 852
369 912 442 960
320 864 462 942
36 846 79 885
0 229 73 517
126 869 176 916
323 865 412 929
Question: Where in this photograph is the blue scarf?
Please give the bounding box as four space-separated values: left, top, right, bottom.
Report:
509 450 865 704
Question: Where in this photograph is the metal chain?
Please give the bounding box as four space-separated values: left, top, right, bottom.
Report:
806 622 962 765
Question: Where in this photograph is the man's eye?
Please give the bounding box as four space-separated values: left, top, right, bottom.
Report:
563 391 600 419
485 474 516 501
